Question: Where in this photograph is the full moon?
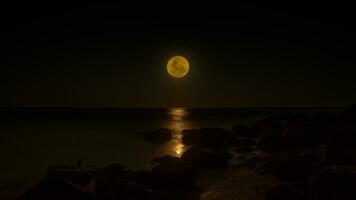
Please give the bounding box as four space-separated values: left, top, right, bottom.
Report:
167 56 190 78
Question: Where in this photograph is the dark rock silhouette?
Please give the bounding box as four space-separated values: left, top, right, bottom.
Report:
144 128 172 143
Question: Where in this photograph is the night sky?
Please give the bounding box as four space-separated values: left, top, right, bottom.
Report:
1 2 355 108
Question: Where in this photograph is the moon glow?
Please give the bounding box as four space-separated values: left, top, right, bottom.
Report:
167 56 190 78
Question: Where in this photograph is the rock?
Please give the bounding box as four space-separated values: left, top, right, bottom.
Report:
265 184 303 200
182 129 200 145
308 165 356 200
18 178 94 200
144 128 172 143
181 147 232 168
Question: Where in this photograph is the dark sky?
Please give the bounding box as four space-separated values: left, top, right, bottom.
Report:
1 2 355 108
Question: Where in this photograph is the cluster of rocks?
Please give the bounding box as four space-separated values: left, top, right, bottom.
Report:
19 160 201 200
20 104 356 199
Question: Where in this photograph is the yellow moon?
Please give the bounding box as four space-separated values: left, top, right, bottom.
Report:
167 56 190 78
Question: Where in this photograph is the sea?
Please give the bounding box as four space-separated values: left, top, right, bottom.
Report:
0 107 345 198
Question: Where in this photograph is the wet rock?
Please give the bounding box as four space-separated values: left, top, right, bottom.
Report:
181 147 232 168
18 178 94 200
308 165 356 200
265 184 303 200
144 128 172 143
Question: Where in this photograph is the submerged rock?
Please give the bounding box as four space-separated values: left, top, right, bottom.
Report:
144 128 172 143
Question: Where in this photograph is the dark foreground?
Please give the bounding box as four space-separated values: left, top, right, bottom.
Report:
16 105 356 199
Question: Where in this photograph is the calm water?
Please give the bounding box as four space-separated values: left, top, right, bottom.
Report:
0 107 344 195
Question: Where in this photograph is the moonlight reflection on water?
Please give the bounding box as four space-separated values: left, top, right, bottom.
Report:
165 108 190 157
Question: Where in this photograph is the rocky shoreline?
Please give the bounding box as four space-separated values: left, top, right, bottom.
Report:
19 104 356 200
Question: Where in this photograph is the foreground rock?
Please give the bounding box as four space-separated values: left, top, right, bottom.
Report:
144 128 172 143
20 160 201 200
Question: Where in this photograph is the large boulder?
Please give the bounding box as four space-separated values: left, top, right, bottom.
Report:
144 128 172 143
181 147 232 168
308 165 356 200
